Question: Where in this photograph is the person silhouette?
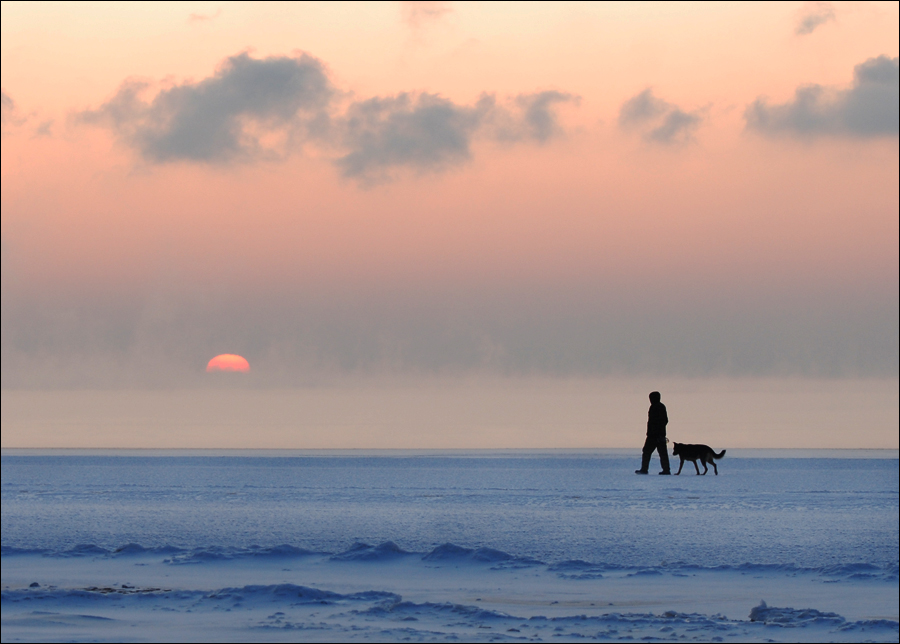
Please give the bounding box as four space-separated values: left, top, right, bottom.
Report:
635 391 671 475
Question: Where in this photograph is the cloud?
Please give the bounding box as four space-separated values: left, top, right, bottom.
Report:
646 108 703 144
618 89 669 126
507 91 578 143
77 52 335 163
336 90 576 180
32 119 54 138
2 90 26 132
1 90 14 120
337 93 491 179
795 2 835 36
3 90 53 138
618 89 704 144
745 56 899 138
400 1 452 31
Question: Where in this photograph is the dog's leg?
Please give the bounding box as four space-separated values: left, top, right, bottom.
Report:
675 459 684 475
701 458 708 475
693 460 701 475
711 459 718 475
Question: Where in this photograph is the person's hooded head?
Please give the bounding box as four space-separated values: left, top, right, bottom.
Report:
649 391 661 403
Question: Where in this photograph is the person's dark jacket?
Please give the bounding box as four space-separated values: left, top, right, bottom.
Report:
647 401 668 438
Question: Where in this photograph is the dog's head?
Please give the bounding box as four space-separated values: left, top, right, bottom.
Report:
671 442 682 455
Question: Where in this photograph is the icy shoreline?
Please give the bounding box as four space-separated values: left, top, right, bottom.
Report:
3 546 898 643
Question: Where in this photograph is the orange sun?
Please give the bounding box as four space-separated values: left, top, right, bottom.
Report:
206 354 250 373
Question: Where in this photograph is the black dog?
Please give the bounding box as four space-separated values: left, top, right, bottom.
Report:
671 443 726 475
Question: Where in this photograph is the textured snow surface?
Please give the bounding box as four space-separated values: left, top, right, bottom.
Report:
2 451 898 642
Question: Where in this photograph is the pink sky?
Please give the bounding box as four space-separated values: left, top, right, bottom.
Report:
1 2 898 449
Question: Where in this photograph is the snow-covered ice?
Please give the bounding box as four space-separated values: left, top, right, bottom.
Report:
2 450 897 642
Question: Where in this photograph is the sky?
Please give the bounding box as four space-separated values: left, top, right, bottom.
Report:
1 2 898 447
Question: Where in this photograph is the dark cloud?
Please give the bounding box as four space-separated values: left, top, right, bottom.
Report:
336 93 492 178
77 52 335 163
336 90 576 180
618 89 704 144
745 56 899 138
795 2 835 36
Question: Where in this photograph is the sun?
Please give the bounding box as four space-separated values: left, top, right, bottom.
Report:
206 354 250 373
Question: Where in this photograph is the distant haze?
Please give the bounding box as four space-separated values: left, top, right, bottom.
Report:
2 377 897 449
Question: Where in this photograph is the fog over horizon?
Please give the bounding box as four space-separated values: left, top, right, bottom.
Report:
2 264 897 388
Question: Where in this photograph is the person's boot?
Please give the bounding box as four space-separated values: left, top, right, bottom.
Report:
658 471 671 475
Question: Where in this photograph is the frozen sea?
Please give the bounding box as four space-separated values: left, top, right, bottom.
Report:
2 450 898 642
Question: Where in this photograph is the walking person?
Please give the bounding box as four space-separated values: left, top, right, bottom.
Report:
635 391 671 475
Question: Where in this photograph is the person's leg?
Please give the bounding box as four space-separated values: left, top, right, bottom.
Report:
637 437 654 473
656 440 671 473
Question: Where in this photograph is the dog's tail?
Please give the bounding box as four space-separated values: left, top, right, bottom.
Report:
713 449 726 459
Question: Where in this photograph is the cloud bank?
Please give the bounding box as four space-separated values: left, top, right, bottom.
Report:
77 52 577 180
618 89 703 144
746 55 899 138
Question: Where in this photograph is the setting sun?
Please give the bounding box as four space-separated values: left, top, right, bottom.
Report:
206 354 250 373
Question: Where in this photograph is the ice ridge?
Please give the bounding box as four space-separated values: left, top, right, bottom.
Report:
6 584 896 641
3 540 896 581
